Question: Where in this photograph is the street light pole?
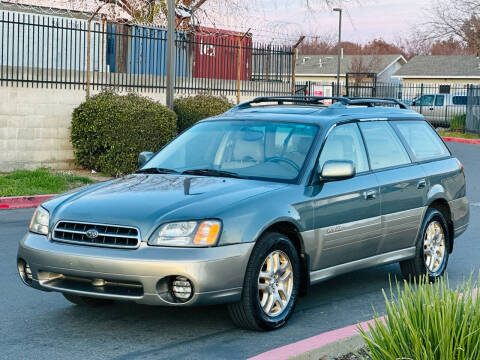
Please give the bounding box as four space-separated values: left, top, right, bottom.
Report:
166 0 176 110
333 8 342 97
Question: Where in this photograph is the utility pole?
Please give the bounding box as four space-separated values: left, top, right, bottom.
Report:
291 36 305 95
236 28 251 104
333 8 342 97
166 0 176 109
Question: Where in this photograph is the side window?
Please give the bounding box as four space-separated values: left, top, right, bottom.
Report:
318 123 369 173
452 96 467 105
359 122 411 170
415 95 434 106
393 121 450 161
435 95 445 106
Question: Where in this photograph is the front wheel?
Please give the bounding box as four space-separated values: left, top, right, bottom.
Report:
400 208 450 282
228 232 300 331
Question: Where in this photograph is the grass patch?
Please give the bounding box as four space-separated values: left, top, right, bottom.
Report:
0 168 94 197
359 276 480 360
438 130 480 140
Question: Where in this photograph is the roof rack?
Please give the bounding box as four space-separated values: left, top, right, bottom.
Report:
348 97 409 109
233 96 409 110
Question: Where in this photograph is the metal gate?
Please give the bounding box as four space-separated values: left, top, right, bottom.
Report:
345 72 377 97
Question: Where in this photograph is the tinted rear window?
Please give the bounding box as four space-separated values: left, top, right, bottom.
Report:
359 121 411 170
393 121 450 161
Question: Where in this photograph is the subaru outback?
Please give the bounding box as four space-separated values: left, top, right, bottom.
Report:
17 96 469 330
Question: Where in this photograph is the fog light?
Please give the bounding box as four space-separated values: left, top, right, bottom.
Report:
17 259 33 285
170 276 193 302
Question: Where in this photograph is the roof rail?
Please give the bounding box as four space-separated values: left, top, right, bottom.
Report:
348 97 409 109
233 96 350 109
232 96 409 110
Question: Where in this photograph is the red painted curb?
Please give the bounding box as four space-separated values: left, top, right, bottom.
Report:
249 288 478 360
442 136 480 145
0 194 56 210
248 317 384 360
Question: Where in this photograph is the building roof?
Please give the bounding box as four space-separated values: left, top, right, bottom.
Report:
394 55 480 78
295 54 406 76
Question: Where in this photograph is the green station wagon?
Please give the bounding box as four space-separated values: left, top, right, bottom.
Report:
17 97 469 330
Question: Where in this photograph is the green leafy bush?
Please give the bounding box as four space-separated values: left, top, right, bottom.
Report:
71 91 177 176
359 276 480 360
450 113 466 132
174 94 234 132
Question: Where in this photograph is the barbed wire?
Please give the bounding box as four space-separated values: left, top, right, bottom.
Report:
0 0 349 44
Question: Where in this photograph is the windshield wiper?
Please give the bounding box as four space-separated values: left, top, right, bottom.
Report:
136 167 179 174
181 168 243 179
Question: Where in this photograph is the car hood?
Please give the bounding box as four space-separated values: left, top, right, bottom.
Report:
48 174 286 238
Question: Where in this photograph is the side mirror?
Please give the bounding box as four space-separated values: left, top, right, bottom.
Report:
138 151 154 168
320 160 355 182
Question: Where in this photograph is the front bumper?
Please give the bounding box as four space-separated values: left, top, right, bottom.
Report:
17 232 254 306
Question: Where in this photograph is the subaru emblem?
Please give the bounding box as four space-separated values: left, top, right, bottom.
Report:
86 229 99 239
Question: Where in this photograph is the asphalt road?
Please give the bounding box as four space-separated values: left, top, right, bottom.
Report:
1 142 479 360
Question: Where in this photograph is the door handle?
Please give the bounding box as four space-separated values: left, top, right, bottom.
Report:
364 190 377 200
417 179 427 189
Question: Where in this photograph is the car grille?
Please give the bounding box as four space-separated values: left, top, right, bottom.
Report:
52 221 140 249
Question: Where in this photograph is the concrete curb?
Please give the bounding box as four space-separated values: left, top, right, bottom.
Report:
0 194 56 210
290 334 365 360
248 318 382 360
442 136 480 145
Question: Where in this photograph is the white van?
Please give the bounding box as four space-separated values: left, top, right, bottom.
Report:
411 92 467 126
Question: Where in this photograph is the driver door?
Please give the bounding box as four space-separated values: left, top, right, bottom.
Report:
412 94 435 122
310 123 381 270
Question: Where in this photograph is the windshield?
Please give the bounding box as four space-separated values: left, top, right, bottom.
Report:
143 120 319 182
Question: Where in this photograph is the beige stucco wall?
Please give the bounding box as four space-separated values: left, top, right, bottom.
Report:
400 78 480 86
0 87 256 173
295 75 343 83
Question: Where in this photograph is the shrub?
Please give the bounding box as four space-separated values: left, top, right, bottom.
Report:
359 276 480 360
450 113 466 132
71 91 177 176
174 94 234 132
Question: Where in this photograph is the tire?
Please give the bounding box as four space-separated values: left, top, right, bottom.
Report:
227 232 300 331
63 293 114 307
400 208 450 282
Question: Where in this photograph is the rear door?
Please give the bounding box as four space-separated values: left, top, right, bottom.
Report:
310 122 381 270
358 121 427 255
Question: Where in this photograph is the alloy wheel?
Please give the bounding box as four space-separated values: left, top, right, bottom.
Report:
423 220 446 273
257 250 294 317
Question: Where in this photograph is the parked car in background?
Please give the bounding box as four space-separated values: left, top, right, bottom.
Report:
411 92 467 126
17 97 469 331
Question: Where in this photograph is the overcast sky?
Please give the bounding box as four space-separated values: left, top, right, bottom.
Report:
207 0 435 43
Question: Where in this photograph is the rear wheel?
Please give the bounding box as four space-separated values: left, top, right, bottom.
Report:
400 208 450 282
63 293 114 307
228 232 300 331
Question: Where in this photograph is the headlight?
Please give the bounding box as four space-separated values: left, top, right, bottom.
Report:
29 207 50 236
148 220 221 247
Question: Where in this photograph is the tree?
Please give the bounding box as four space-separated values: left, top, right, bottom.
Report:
363 39 403 55
425 0 480 54
430 38 467 55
